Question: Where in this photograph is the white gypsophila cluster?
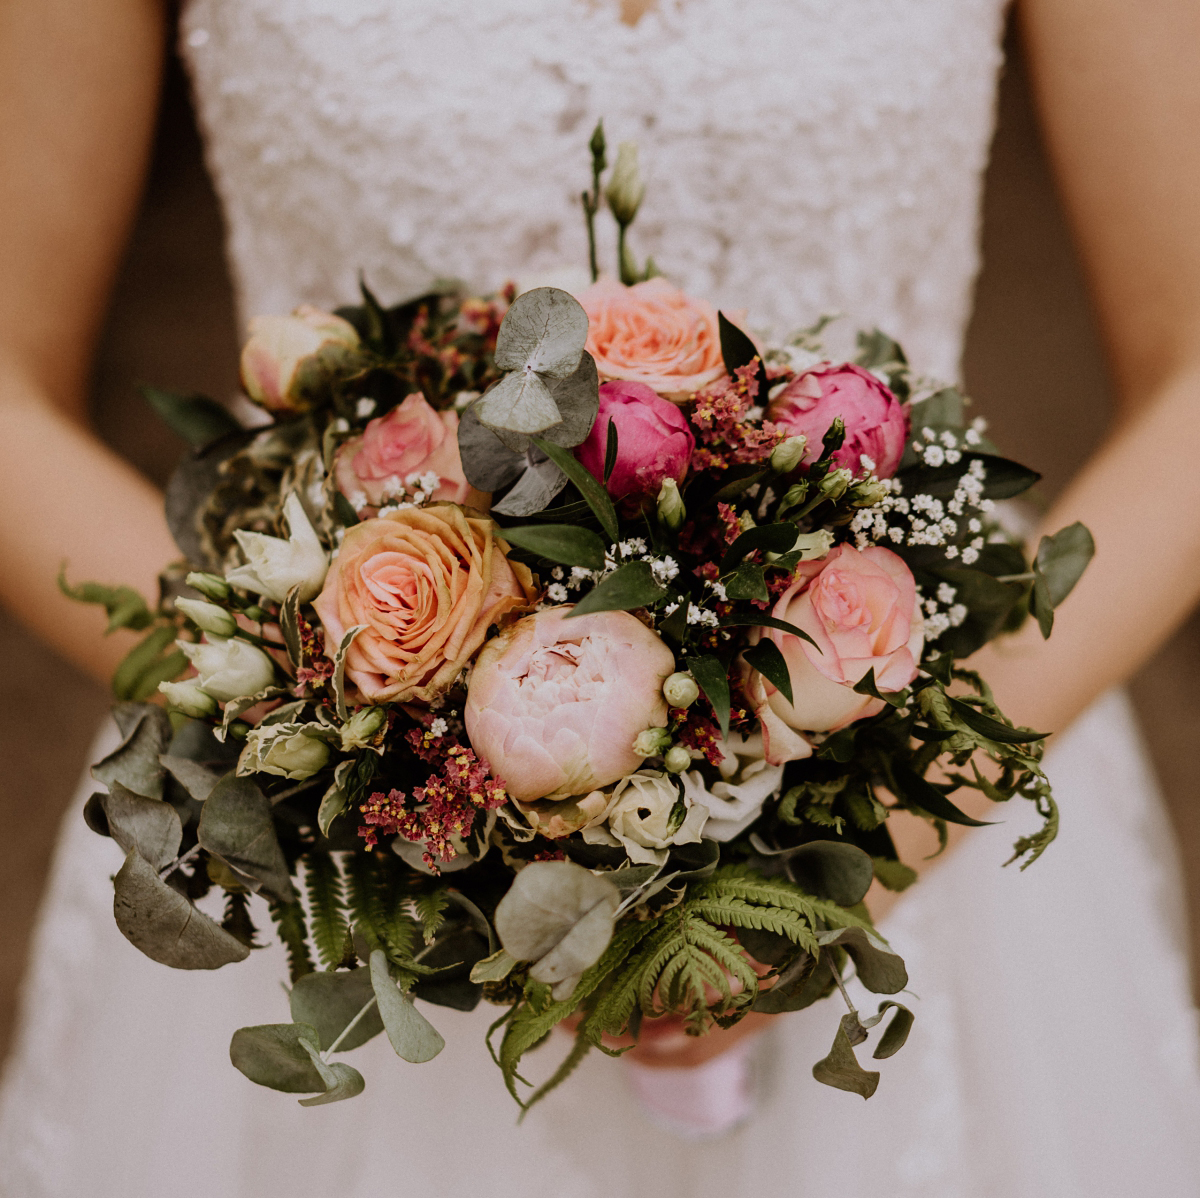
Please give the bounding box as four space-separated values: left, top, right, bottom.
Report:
355 397 377 419
538 542 681 612
921 579 969 642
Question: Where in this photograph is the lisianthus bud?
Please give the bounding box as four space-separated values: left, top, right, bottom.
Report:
770 435 808 475
177 637 276 703
632 726 673 758
852 477 890 507
819 468 852 500
240 304 360 413
656 477 686 532
238 724 330 781
605 141 645 226
176 597 237 638
158 678 218 719
341 706 387 752
225 492 329 603
663 745 693 774
185 572 231 602
776 529 835 563
663 671 700 708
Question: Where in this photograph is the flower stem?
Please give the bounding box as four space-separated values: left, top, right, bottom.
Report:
323 995 378 1060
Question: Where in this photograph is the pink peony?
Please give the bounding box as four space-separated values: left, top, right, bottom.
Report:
464 607 676 802
768 363 908 478
574 381 695 502
743 544 924 764
240 304 360 412
335 393 470 512
576 277 726 400
313 505 535 704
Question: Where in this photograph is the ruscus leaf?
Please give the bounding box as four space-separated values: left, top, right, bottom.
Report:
567 561 667 617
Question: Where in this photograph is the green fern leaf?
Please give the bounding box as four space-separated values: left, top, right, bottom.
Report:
305 854 349 971
413 888 450 945
269 898 314 982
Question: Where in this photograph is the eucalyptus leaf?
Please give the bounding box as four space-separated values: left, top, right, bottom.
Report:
198 775 295 902
474 370 564 438
457 404 527 491
541 351 600 449
748 837 874 907
92 703 172 799
567 561 667 617
685 654 731 737
742 639 793 706
1036 521 1094 606
497 524 607 570
229 1022 326 1093
289 968 384 1052
494 287 589 379
100 782 182 871
297 1041 367 1106
159 754 224 803
113 849 250 969
470 948 519 984
369 949 446 1063
490 456 570 518
812 1013 880 1099
753 952 833 1014
817 926 907 994
869 1001 915 1059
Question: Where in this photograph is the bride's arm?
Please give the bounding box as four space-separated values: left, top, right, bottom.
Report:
0 0 177 685
881 0 1200 883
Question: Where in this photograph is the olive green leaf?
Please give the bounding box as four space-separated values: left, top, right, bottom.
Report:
816 926 908 994
289 967 384 1052
497 524 607 571
229 1022 326 1093
297 1040 367 1106
567 561 667 617
99 782 182 872
198 775 295 902
92 703 173 799
369 949 446 1063
812 1012 880 1099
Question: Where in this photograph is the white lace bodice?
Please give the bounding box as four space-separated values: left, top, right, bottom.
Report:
180 0 1007 382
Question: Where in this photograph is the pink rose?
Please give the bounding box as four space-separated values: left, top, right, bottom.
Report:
464 608 676 802
335 393 470 512
743 544 924 764
240 304 361 412
768 363 909 478
314 504 535 703
574 381 695 502
576 277 726 400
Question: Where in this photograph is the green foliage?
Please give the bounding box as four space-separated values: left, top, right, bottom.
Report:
306 855 350 970
141 385 242 449
269 899 315 983
413 888 450 946
57 567 153 634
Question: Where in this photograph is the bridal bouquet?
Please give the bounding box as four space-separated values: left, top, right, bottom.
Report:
68 129 1092 1111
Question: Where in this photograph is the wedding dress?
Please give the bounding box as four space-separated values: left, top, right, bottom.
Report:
4 1 1200 1194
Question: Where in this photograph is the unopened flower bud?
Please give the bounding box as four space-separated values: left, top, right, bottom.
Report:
606 141 646 226
240 304 360 413
632 726 673 758
656 477 686 532
186 571 231 602
239 724 330 780
176 597 237 638
770 435 808 475
158 678 218 719
819 467 852 500
663 671 700 708
790 529 835 561
852 478 889 507
663 745 693 774
341 706 387 752
178 637 276 703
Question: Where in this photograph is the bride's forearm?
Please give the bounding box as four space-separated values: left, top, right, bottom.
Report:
0 358 178 687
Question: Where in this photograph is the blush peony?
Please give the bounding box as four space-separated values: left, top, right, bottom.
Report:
743 544 923 764
334 393 470 513
768 363 909 478
576 277 726 400
574 381 695 502
313 504 535 703
464 607 676 802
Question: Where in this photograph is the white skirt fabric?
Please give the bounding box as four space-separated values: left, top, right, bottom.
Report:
3 690 1199 1197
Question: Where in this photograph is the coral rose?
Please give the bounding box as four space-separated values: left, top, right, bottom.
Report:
574 381 695 502
313 504 535 703
743 544 923 764
576 277 726 400
464 607 676 802
768 363 909 478
335 393 470 513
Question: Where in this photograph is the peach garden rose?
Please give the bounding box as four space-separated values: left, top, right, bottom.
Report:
576 277 726 400
313 504 535 703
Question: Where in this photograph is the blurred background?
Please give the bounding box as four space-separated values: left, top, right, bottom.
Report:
4 18 1199 1063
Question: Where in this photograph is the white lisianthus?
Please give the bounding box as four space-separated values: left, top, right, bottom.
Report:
679 731 783 842
175 597 237 637
582 770 707 866
177 637 276 703
158 678 218 718
238 723 330 780
225 492 328 603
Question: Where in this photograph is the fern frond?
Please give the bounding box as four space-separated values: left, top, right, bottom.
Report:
517 1030 593 1121
692 866 876 933
687 897 820 954
269 898 314 982
412 888 450 945
305 854 349 970
344 853 389 942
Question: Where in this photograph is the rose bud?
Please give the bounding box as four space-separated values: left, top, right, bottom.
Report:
238 724 330 780
768 363 909 478
662 671 700 708
185 571 231 602
656 477 686 532
575 381 695 504
240 304 361 412
742 544 923 765
465 608 675 802
225 493 329 603
175 597 237 638
158 678 218 719
177 637 276 703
